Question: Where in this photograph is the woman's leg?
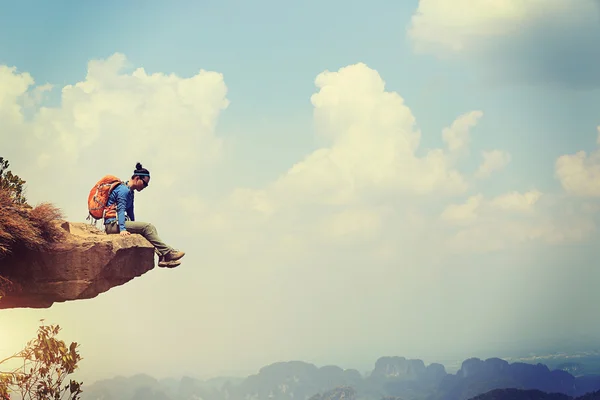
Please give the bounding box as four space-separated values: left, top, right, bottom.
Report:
105 220 183 260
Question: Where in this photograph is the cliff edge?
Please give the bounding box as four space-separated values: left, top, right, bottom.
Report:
0 220 155 310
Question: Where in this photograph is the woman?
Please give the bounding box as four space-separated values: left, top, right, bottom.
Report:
104 162 185 268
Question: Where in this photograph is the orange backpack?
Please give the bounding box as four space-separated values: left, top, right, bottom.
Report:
87 175 123 223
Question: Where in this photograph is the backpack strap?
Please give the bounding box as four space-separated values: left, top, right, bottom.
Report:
101 181 126 230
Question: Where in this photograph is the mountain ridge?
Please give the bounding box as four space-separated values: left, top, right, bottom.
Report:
78 355 600 400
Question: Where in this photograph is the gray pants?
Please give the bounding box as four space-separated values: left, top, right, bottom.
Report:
105 220 173 257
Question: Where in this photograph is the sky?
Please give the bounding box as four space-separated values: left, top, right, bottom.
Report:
1 0 600 384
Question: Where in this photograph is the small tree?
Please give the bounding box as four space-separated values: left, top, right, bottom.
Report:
0 157 27 206
0 321 84 400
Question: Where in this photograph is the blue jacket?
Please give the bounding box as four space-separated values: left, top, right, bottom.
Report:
104 183 135 231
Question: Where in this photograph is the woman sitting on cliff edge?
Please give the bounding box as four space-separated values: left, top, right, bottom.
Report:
104 162 185 268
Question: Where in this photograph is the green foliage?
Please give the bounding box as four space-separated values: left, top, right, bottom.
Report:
0 157 27 206
0 320 84 400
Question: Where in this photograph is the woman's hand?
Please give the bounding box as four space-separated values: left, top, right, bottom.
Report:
120 230 131 236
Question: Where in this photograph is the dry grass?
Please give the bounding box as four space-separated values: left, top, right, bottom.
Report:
0 275 16 298
0 185 65 261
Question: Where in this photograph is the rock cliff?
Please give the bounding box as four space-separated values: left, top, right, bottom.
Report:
371 356 430 380
0 220 155 309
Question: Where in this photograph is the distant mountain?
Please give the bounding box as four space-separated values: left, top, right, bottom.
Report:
432 357 578 400
80 374 170 400
224 360 365 400
504 353 600 377
78 356 600 400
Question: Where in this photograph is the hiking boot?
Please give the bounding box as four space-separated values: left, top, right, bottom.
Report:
163 249 185 262
158 259 181 268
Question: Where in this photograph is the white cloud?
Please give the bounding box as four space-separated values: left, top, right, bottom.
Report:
22 83 53 109
407 0 600 87
441 190 541 226
33 53 228 168
0 55 596 266
490 190 542 212
177 63 498 261
408 0 577 54
442 110 482 153
264 64 484 207
0 65 33 123
441 194 483 224
176 63 596 260
555 126 600 197
319 207 384 242
0 53 229 218
439 189 595 253
476 150 511 179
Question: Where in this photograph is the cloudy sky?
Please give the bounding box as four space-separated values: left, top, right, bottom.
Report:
1 0 600 383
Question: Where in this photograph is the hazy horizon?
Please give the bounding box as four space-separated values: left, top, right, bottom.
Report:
2 0 600 387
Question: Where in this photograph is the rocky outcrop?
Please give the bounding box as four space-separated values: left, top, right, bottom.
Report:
424 362 447 383
0 221 155 309
371 356 427 380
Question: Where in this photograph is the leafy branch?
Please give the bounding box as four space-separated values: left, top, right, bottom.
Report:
0 320 84 400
